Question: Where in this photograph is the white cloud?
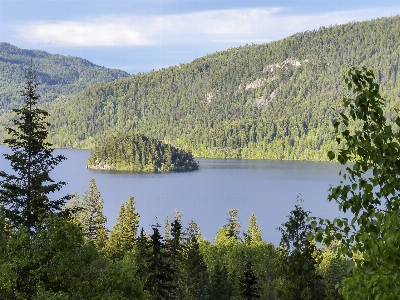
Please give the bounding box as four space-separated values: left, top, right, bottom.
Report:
10 7 400 47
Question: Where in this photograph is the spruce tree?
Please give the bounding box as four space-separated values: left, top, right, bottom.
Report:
240 260 260 300
183 221 208 300
0 64 70 232
80 178 108 249
147 222 175 300
244 213 262 245
276 201 323 300
105 196 140 259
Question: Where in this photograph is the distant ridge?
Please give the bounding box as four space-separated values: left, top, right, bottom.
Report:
0 42 129 110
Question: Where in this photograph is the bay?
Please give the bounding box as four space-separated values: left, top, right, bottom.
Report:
0 145 346 245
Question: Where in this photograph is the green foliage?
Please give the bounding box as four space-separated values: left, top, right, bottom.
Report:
316 243 349 300
104 196 140 259
87 132 198 172
313 67 400 299
0 64 70 232
181 221 208 300
244 213 263 245
206 260 233 300
240 260 261 300
146 222 175 300
42 15 400 161
80 179 108 249
0 42 128 112
276 202 323 300
0 215 101 299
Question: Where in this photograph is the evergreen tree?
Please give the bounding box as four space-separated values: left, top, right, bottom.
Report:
80 178 108 249
104 196 140 259
206 260 233 300
64 192 82 227
240 260 261 300
183 221 208 300
168 211 184 299
244 213 262 245
276 200 323 300
0 64 70 233
147 222 175 300
135 228 152 289
227 208 241 239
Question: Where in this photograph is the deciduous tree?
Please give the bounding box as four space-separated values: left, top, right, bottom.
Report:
313 67 400 298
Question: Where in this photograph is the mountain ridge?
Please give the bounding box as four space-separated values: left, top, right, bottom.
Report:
2 15 400 161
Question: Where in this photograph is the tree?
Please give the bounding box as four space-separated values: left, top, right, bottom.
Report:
215 208 241 243
313 67 400 298
206 260 233 300
146 222 175 300
104 196 140 259
240 260 260 300
276 201 323 300
0 64 69 232
80 178 108 249
182 221 208 300
244 213 262 245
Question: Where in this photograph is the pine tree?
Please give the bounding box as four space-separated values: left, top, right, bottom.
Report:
80 178 108 249
244 213 262 245
0 64 70 232
105 196 140 259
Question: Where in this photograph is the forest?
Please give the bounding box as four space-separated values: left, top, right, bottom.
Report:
39 15 400 161
1 13 400 300
1 62 400 299
86 133 198 172
1 17 400 161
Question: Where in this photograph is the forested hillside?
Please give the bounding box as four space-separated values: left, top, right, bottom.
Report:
6 16 400 160
0 42 129 122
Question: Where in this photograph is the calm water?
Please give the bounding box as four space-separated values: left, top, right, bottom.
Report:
0 145 347 245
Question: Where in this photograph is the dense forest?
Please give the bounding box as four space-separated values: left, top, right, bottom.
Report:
0 42 128 126
87 133 198 172
36 15 400 160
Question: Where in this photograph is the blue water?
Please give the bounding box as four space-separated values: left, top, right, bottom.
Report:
0 145 347 245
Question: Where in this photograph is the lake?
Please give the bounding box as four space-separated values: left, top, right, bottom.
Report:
0 145 347 245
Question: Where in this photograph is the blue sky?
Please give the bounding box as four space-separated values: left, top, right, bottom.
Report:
1 0 400 74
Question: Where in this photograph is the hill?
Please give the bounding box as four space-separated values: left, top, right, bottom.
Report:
6 16 400 160
0 42 129 123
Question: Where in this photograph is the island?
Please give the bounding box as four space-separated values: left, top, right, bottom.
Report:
86 133 199 172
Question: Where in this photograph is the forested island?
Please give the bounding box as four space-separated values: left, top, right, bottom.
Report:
86 133 198 172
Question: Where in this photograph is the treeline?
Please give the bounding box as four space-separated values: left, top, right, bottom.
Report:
53 178 347 300
43 15 400 160
87 133 198 172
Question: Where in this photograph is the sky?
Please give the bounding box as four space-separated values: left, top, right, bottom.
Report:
1 0 400 74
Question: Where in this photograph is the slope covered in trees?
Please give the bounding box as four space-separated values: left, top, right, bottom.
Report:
86 133 198 172
45 15 400 160
0 42 129 127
